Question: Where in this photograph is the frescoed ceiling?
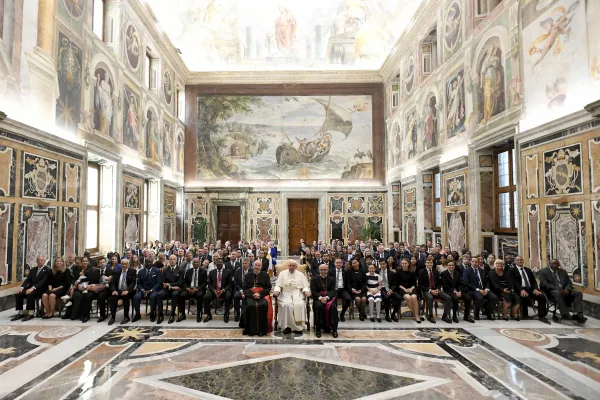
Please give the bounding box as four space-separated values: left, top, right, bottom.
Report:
144 0 424 71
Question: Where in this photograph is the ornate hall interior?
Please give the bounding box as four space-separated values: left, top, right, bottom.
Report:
1 0 600 399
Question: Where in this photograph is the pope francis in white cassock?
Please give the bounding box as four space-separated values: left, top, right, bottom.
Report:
273 260 311 333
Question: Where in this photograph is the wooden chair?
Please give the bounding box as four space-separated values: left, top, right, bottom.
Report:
273 263 311 331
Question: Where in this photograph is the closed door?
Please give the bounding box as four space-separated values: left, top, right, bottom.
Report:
288 199 318 255
217 206 241 243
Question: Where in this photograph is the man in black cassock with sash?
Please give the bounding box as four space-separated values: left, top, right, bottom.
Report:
311 264 339 338
242 260 272 336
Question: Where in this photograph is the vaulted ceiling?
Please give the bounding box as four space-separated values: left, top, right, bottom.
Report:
144 0 424 72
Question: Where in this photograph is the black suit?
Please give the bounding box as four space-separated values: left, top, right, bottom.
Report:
462 266 498 317
204 267 234 316
418 268 451 317
376 268 401 317
233 267 251 318
509 266 547 318
311 258 325 276
15 265 51 312
440 268 472 317
227 260 242 271
108 268 137 318
539 267 583 316
180 267 208 316
157 266 185 316
260 258 270 272
310 275 338 332
328 268 351 318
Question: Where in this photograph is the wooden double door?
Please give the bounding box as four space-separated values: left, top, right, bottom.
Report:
288 199 318 255
217 206 241 244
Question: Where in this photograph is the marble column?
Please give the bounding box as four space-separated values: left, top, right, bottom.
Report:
98 161 118 253
147 178 162 241
25 0 59 125
467 149 481 254
415 171 426 245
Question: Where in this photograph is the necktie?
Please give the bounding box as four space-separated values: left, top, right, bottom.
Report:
192 269 197 288
120 272 126 291
217 269 222 290
554 271 561 286
475 268 483 288
520 268 530 289
336 269 341 289
383 271 387 288
429 269 434 290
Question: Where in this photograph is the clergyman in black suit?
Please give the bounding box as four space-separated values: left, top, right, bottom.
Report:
311 264 339 338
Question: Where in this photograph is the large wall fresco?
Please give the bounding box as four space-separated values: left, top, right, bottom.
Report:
0 126 85 288
195 95 374 181
521 126 600 294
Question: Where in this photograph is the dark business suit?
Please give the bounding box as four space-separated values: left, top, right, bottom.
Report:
15 265 51 312
260 257 270 272
180 267 208 317
539 267 583 316
233 267 251 318
509 266 547 318
133 266 162 316
108 267 137 318
377 268 401 317
328 267 351 318
418 267 451 317
157 266 184 316
226 259 242 271
204 267 234 316
441 268 472 317
311 275 338 332
462 266 498 317
310 258 324 276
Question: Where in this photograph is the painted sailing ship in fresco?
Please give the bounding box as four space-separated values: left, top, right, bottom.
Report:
276 97 353 167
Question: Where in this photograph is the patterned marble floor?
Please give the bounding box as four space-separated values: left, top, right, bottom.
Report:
0 309 599 400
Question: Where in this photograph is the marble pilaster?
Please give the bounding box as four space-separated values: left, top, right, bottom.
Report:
147 178 162 242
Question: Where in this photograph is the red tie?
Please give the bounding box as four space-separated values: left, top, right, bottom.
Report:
217 270 222 291
429 269 434 290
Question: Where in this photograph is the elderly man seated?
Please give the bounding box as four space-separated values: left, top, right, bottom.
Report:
273 260 311 335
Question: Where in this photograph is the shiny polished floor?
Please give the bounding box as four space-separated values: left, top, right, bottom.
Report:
0 307 599 400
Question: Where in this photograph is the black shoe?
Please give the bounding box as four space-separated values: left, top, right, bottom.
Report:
121 317 130 325
562 313 572 320
224 313 229 323
503 317 509 321
157 315 164 324
81 316 89 323
108 317 115 325
420 316 425 321
203 314 212 323
41 315 49 320
168 315 175 324
377 318 382 323
11 314 23 321
487 313 495 321
576 314 588 324
293 330 303 335
428 316 436 324
197 314 202 323
150 313 156 323
452 315 459 323
340 314 345 322
315 330 321 338
359 315 365 321
474 314 480 320
391 315 399 322
370 317 375 322
539 317 550 324
97 315 107 323
176 314 186 323
464 316 475 323
61 313 71 320
416 319 421 324
385 316 392 322
132 314 141 322
443 315 452 324
510 314 519 321
332 331 339 338
22 314 34 322
234 314 240 322
283 328 292 334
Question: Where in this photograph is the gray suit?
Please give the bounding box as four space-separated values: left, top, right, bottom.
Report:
539 267 583 315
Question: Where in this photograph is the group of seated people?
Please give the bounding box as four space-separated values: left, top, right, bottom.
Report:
10 239 587 333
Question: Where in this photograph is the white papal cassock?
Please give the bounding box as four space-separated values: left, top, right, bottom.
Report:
274 268 310 331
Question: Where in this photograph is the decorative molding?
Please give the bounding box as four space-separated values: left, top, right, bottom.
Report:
584 100 600 118
469 121 518 151
440 156 468 173
400 175 417 186
186 70 384 85
417 153 442 172
519 110 595 147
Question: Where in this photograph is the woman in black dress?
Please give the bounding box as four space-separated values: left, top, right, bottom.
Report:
41 257 72 319
349 259 367 320
488 259 520 320
394 258 422 323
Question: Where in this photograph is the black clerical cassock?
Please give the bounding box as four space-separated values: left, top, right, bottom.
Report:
242 271 272 336
310 275 339 334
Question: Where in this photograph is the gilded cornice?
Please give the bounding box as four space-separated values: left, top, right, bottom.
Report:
185 70 384 85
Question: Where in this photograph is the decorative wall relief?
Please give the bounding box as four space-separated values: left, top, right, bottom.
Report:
589 137 600 193
247 194 280 244
62 207 78 257
348 216 366 243
593 200 600 291
124 181 141 209
347 196 365 214
443 0 462 60
446 210 466 252
18 205 58 281
445 68 465 138
403 55 416 99
445 174 466 207
479 155 492 167
368 196 383 214
403 188 416 213
0 146 15 197
163 70 174 106
525 154 539 199
392 194 400 228
528 205 542 271
63 163 80 202
327 193 385 244
22 154 58 200
256 217 273 242
543 143 583 196
330 196 344 214
56 32 82 132
125 23 141 71
164 191 176 215
423 186 433 230
62 0 86 18
480 171 494 232
545 202 587 286
123 213 140 248
0 203 14 285
498 235 519 260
